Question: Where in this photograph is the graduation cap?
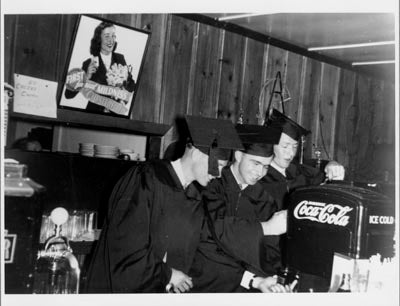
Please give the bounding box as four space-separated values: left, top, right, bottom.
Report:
266 108 310 141
235 124 282 157
184 115 243 176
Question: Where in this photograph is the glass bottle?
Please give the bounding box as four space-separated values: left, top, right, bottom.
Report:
33 207 80 294
277 267 300 291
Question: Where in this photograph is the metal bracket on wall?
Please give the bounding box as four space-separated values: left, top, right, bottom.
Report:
265 71 286 118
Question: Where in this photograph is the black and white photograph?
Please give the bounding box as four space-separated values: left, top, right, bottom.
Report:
59 15 150 118
1 1 398 306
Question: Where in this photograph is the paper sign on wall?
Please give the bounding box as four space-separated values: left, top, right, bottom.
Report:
13 74 57 118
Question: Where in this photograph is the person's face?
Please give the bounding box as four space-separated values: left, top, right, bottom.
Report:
100 26 116 55
273 132 298 169
235 151 273 185
192 150 215 186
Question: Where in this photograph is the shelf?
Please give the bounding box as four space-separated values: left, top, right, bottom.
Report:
10 109 171 137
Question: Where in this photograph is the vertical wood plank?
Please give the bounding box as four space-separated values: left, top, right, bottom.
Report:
13 15 61 81
296 56 308 124
313 64 324 160
5 7 18 151
345 74 360 180
284 52 304 120
366 78 395 181
217 30 245 124
55 15 79 102
240 38 265 124
352 74 373 180
238 38 249 121
335 69 356 170
382 82 396 144
319 63 340 160
377 81 395 181
257 44 270 124
186 22 200 116
159 15 172 125
369 79 386 144
132 14 168 123
4 15 17 83
160 15 195 125
214 31 226 118
190 23 222 118
300 58 322 159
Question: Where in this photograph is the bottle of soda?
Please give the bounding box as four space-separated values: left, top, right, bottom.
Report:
277 267 300 291
277 267 289 285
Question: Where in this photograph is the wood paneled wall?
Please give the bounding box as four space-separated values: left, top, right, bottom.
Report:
4 14 396 182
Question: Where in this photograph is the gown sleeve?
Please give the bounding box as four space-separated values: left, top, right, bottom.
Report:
262 162 326 210
261 178 289 211
104 164 172 292
289 164 325 191
203 181 266 275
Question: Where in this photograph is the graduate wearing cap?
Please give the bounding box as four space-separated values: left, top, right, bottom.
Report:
260 109 345 270
163 115 239 176
85 115 242 293
261 109 345 211
188 124 291 293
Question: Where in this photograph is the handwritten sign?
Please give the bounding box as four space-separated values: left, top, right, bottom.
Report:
13 74 57 118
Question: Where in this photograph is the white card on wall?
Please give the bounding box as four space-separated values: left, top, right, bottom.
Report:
13 74 57 118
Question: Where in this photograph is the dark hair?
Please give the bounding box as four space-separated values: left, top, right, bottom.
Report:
90 22 117 56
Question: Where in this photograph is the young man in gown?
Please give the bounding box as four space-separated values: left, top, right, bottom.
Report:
260 108 345 270
85 115 242 293
261 108 345 211
189 124 291 293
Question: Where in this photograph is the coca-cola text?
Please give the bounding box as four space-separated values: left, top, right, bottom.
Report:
293 200 353 226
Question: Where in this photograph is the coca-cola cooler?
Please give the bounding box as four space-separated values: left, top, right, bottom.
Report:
286 183 395 292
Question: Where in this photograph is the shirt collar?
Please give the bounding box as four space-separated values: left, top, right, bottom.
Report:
100 52 112 68
270 160 287 177
230 165 248 190
100 52 112 59
171 159 189 189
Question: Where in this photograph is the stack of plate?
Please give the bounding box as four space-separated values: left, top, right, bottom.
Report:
94 145 119 159
79 143 95 157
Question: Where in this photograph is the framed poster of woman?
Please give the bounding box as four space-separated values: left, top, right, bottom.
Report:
59 15 150 118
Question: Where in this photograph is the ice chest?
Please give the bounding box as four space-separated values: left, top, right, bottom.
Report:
286 183 395 280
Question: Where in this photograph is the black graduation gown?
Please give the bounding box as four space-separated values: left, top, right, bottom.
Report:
259 161 325 267
85 160 203 293
190 167 278 292
260 161 325 210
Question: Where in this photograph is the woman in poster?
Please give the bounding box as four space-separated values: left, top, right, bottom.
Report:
65 21 136 114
